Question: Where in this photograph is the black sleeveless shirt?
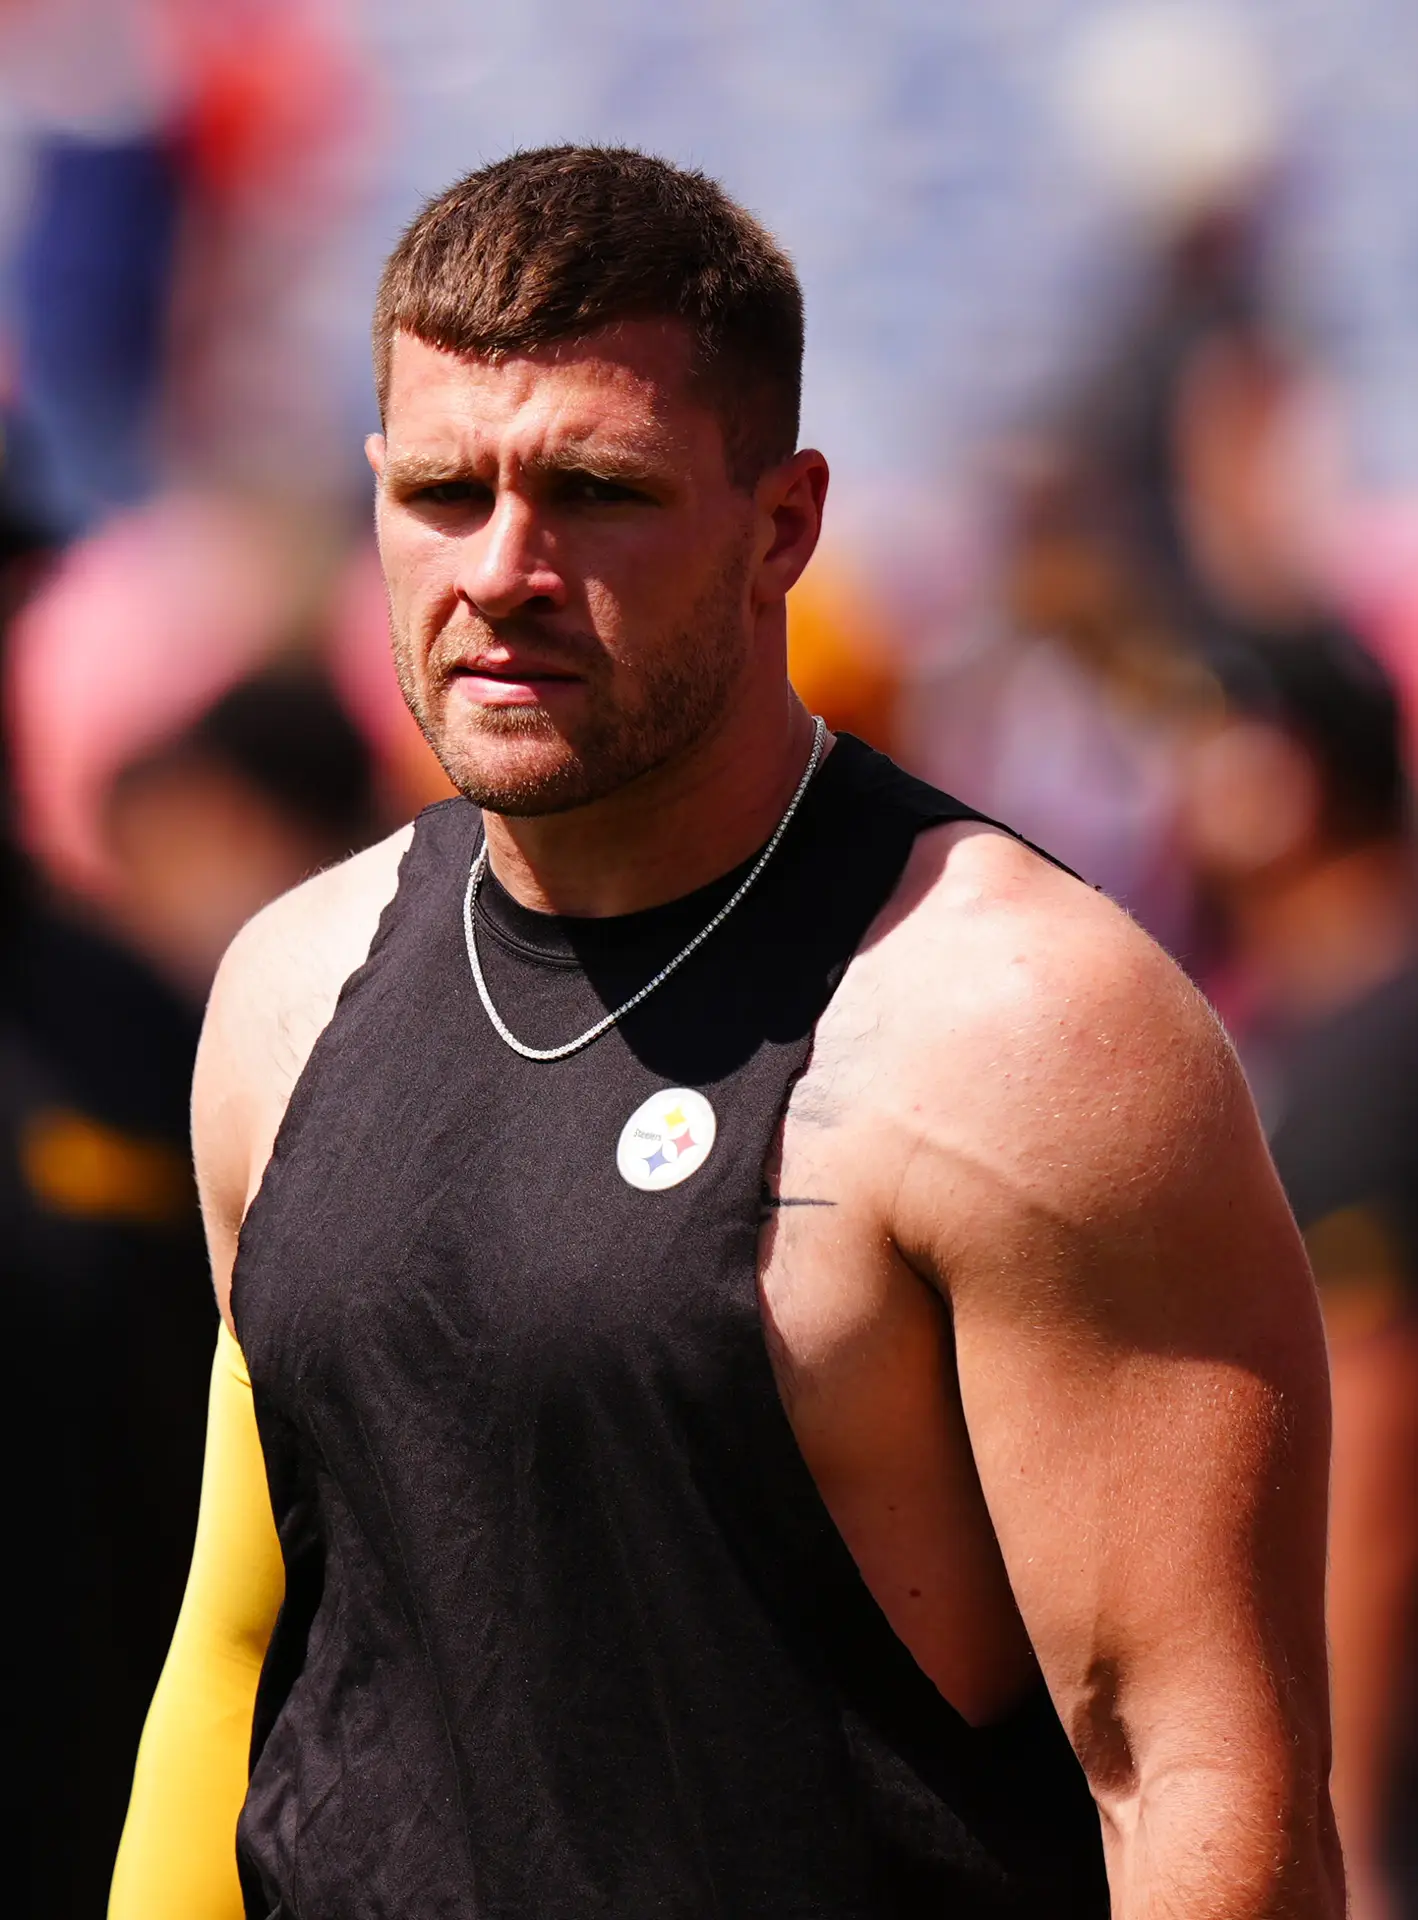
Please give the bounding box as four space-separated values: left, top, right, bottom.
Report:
232 735 1107 1918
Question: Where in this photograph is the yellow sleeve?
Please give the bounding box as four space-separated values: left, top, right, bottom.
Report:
110 1324 285 1919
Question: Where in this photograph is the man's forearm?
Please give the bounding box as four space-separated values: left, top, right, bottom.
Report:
1327 1325 1418 1916
1099 1764 1345 1920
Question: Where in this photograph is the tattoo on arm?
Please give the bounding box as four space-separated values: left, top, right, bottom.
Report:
759 1187 837 1218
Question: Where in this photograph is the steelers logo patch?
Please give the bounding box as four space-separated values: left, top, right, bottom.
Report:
616 1088 717 1192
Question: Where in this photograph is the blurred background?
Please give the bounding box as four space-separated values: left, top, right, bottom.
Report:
0 2 1414 1914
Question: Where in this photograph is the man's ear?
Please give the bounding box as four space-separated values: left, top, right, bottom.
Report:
365 433 387 482
753 447 829 603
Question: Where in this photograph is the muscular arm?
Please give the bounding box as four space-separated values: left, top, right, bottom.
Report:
1326 1313 1418 1920
887 839 1343 1919
110 830 411 1914
110 1329 282 1918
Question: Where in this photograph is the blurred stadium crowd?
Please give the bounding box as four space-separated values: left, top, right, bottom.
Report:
0 2 1414 1915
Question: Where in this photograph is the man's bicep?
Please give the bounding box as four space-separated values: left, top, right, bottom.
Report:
191 828 416 1330
192 913 285 1327
192 982 254 1328
947 1037 1332 1804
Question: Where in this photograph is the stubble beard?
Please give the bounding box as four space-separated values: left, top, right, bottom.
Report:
390 550 754 818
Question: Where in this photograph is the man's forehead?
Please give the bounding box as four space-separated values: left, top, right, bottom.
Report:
383 323 703 446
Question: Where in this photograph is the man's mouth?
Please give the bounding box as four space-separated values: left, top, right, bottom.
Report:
448 662 583 708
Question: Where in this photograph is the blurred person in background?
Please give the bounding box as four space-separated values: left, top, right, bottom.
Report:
1176 629 1418 1920
902 447 1213 951
0 0 379 910
0 1 382 1853
906 5 1340 962
103 663 379 1001
1055 2 1336 642
1056 165 1351 715
0 491 214 1917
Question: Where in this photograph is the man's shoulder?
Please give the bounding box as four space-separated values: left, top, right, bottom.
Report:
191 823 420 1314
878 815 1182 1015
857 820 1240 1205
211 823 416 1039
194 824 416 1186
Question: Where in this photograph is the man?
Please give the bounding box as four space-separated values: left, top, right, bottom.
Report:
112 147 1341 1919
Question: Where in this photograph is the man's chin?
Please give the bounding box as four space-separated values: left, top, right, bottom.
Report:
433 727 605 818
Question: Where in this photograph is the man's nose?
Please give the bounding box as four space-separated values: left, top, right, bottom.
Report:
455 493 566 620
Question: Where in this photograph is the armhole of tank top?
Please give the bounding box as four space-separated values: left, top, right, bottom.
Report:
229 812 441 1339
919 805 1085 885
895 777 1088 887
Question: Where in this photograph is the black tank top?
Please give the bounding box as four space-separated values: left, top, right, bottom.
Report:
232 735 1107 1919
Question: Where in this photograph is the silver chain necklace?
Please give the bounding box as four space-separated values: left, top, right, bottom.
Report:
463 715 827 1062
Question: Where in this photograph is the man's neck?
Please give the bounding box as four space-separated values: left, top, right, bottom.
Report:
481 692 824 918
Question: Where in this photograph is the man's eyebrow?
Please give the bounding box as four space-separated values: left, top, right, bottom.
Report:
382 453 479 491
385 443 676 493
529 438 676 483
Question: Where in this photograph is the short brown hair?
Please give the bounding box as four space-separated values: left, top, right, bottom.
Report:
373 146 803 487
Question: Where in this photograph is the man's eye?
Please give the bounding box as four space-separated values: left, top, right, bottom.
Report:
567 477 645 505
416 482 484 508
